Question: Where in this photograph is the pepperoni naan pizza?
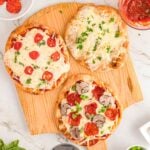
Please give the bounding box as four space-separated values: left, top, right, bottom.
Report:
4 24 70 94
56 74 121 146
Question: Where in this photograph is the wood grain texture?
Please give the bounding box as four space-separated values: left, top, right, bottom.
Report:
13 2 143 150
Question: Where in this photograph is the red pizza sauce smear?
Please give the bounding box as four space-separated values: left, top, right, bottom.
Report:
119 0 150 29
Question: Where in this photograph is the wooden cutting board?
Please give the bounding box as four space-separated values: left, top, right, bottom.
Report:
13 2 143 150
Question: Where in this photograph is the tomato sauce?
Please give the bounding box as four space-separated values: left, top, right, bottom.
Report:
119 0 150 29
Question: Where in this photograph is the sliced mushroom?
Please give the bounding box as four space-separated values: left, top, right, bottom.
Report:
60 103 70 116
93 114 105 128
76 81 89 95
70 126 80 139
99 93 115 107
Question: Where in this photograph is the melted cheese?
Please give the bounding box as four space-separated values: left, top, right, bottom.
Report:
60 80 119 143
66 6 128 71
4 28 70 89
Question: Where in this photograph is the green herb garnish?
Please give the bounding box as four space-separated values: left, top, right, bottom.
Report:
37 40 45 47
92 59 96 64
98 106 107 113
0 139 26 150
31 64 40 69
106 46 111 53
26 78 31 84
99 24 102 30
72 113 77 119
102 21 105 24
93 39 99 51
87 27 93 32
75 103 82 112
19 62 24 66
14 51 20 63
101 130 104 134
77 44 83 50
80 94 89 100
25 46 29 50
97 56 102 61
109 17 114 23
71 85 76 91
115 30 120 38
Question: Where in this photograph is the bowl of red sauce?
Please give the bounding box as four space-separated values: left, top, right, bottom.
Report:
0 0 33 20
118 0 150 30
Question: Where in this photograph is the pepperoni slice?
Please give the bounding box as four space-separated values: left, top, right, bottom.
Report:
92 86 105 100
47 36 56 47
51 51 60 61
24 66 33 75
105 108 118 121
84 102 97 115
67 93 81 106
29 51 39 60
13 42 22 51
6 0 22 14
42 71 53 81
34 33 43 43
84 122 99 136
0 0 5 5
68 112 81 126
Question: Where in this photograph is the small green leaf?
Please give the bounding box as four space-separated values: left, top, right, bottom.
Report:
26 78 31 84
80 94 89 100
109 17 114 23
75 103 82 112
106 46 111 53
71 85 76 91
98 106 107 113
99 24 102 30
32 64 40 69
37 40 45 47
101 130 104 134
19 62 24 66
92 59 96 64
102 21 105 24
77 44 83 50
72 113 77 119
115 30 120 38
87 27 93 32
97 56 102 61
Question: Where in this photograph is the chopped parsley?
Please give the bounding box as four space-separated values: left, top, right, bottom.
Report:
99 24 102 30
106 46 111 53
76 26 93 50
97 56 102 61
80 94 89 100
109 17 115 23
98 106 107 113
47 60 52 65
80 127 84 133
75 103 82 112
86 27 93 32
18 62 24 66
92 59 96 64
37 79 46 88
14 51 20 63
25 46 29 50
26 78 31 84
93 39 99 51
115 29 120 38
92 23 96 26
87 20 91 24
102 21 105 24
101 130 104 134
72 113 77 119
45 66 48 69
32 64 40 69
71 85 76 91
37 40 45 47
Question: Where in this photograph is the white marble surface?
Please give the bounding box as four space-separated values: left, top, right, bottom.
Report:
0 0 150 150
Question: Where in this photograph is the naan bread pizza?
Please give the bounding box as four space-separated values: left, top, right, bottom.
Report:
56 74 121 146
65 5 128 71
4 24 70 94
